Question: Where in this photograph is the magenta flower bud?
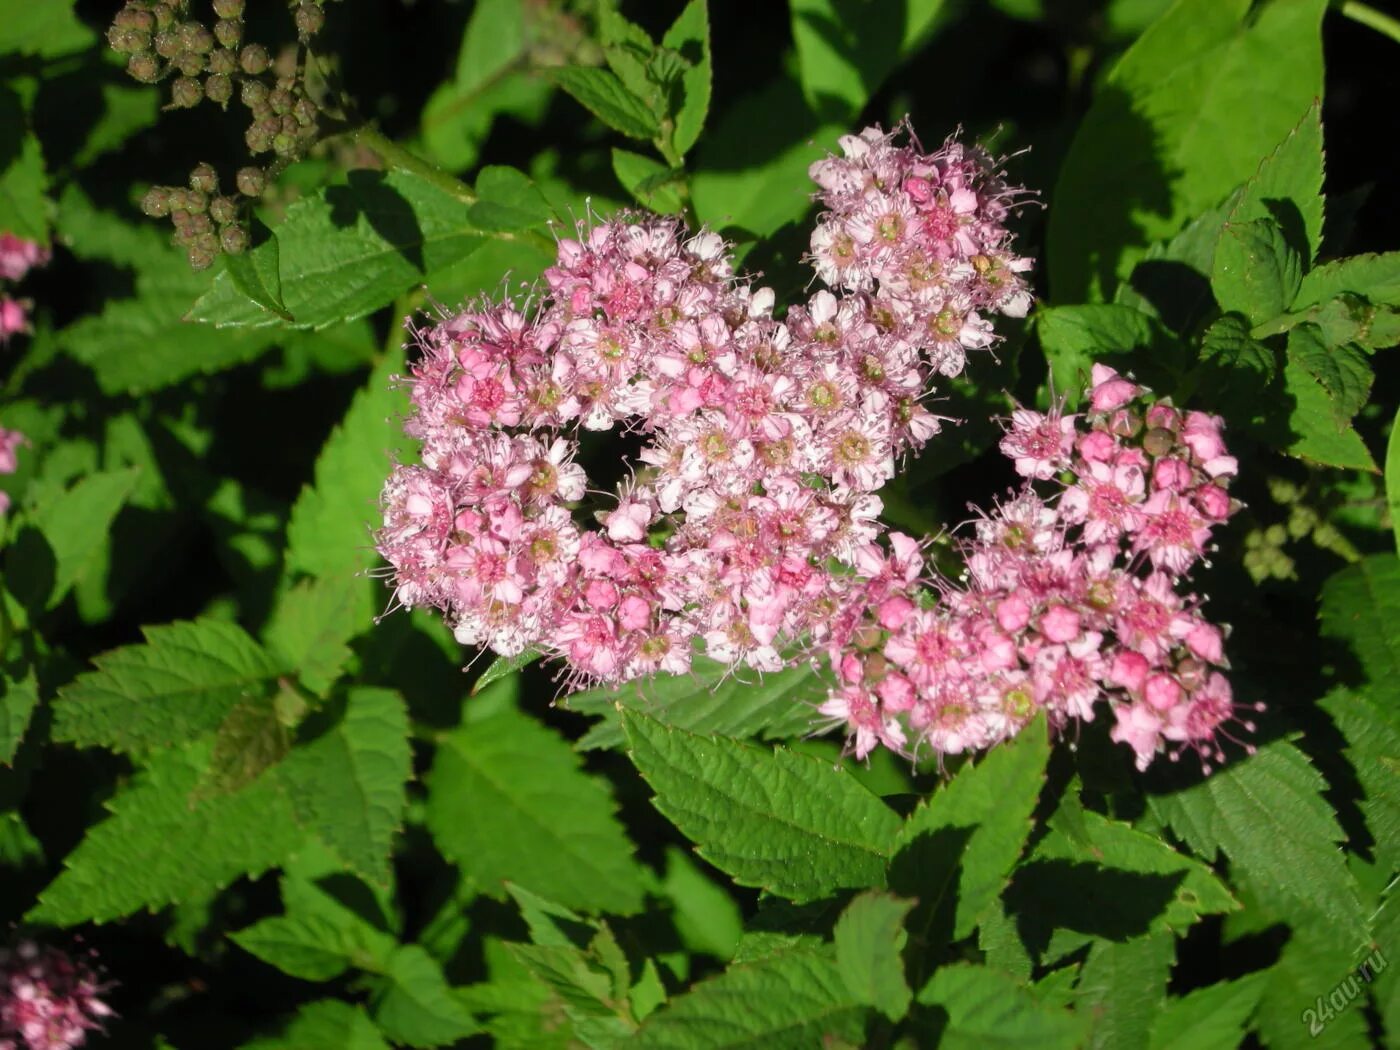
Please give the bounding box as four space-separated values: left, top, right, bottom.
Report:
1151 457 1193 492
1088 364 1139 412
1145 402 1181 432
1144 673 1182 712
0 297 30 344
1109 651 1150 694
1039 605 1081 644
1193 483 1231 522
996 595 1032 633
877 595 914 630
1077 429 1117 464
1184 622 1224 664
0 425 26 473
877 671 915 711
0 233 49 282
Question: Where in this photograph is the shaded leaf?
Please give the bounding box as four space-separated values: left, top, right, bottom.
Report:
833 892 915 1021
265 575 366 697
547 66 661 141
1286 323 1371 429
372 945 481 1047
1146 973 1267 1050
1211 219 1302 326
240 1000 390 1050
917 962 1088 1049
661 0 712 156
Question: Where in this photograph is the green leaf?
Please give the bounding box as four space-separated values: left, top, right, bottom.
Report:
0 128 47 243
285 348 411 587
1027 806 1237 935
0 0 95 58
621 710 902 901
51 617 283 756
660 847 743 961
1211 220 1302 326
633 950 867 1049
1075 935 1174 1049
1147 973 1266 1050
1223 101 1325 266
789 0 953 120
29 740 304 925
7 466 139 611
195 691 292 800
1149 739 1368 954
265 575 366 696
1389 411 1400 554
894 715 1048 939
426 705 646 914
1049 0 1326 301
1286 323 1371 429
230 913 362 981
833 892 915 1021
661 0 712 156
612 148 686 214
1035 304 1165 408
547 66 662 141
224 233 291 320
469 166 556 231
1318 556 1400 869
279 688 411 887
241 1000 391 1050
567 656 829 750
1254 928 1369 1049
190 168 484 329
917 963 1088 1049
371 945 481 1047
472 649 541 696
0 672 38 766
1281 356 1377 472
1296 252 1400 311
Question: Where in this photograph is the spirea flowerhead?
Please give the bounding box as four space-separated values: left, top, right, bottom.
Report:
375 122 1249 774
0 941 114 1050
0 231 45 514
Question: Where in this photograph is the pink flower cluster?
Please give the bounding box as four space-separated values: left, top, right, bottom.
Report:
377 123 1031 685
0 232 44 514
820 365 1249 771
0 941 113 1050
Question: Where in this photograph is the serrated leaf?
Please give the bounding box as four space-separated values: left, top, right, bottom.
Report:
1035 304 1167 408
240 999 390 1050
1049 0 1325 300
469 166 555 231
51 617 283 756
0 119 48 243
1389 410 1400 554
371 945 481 1047
190 169 484 329
427 705 645 914
567 656 828 750
195 691 292 800
1286 323 1371 429
230 913 361 981
1211 219 1302 326
7 466 140 611
0 0 95 58
1255 929 1369 1049
622 710 901 901
547 66 661 141
279 688 411 887
1149 739 1368 954
265 575 365 696
661 0 712 156
285 348 411 589
1026 806 1237 935
1297 252 1400 311
633 950 866 1049
917 963 1088 1049
834 892 915 1021
28 740 303 925
472 649 541 696
1075 935 1174 1050
894 715 1048 939
611 148 685 214
1281 356 1377 472
0 672 38 766
1224 100 1325 266
224 232 291 320
789 0 953 121
1147 972 1266 1050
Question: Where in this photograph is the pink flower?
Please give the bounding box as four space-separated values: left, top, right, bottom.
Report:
0 233 47 283
0 940 114 1050
0 297 29 344
1000 407 1076 479
1087 364 1139 412
0 427 23 475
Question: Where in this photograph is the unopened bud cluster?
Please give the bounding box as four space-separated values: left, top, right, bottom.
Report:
109 0 331 269
0 940 113 1050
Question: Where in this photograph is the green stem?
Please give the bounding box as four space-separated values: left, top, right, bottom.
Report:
351 125 478 206
1338 0 1400 45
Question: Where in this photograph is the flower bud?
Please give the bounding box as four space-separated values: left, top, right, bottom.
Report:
213 17 242 48
188 235 220 271
220 224 249 254
239 43 269 74
207 46 236 74
169 75 203 108
127 51 161 82
170 207 193 230
273 46 299 79
272 129 299 156
173 50 205 76
186 212 213 236
152 2 177 30
295 2 325 37
240 79 268 108
153 28 180 57
245 123 272 153
141 186 172 218
115 7 155 32
292 97 318 127
209 195 238 225
179 21 214 53
189 163 218 195
268 86 294 115
107 25 147 53
205 72 232 104
1142 426 1175 458
235 166 266 197
212 0 244 17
